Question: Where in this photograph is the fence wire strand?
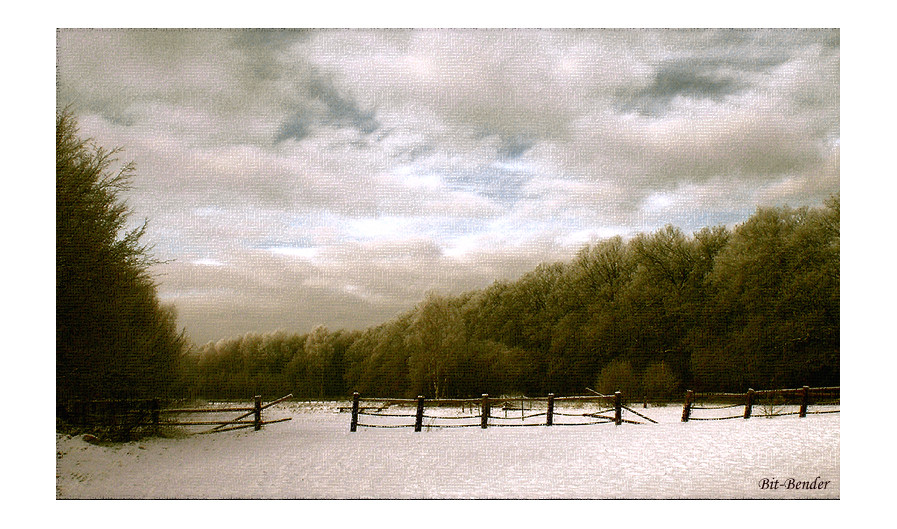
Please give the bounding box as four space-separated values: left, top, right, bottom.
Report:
358 411 418 418
550 420 614 426
489 412 547 421
552 408 614 417
422 414 482 420
756 411 802 418
692 403 742 410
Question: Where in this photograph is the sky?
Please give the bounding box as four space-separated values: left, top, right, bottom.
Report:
55 28 840 345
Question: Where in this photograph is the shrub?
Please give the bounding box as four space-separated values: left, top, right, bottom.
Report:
641 361 681 403
595 359 639 399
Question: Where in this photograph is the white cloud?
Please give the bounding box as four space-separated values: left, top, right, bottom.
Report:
191 258 226 267
57 29 840 343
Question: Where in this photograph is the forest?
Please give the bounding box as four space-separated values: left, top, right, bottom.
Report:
57 109 839 406
181 195 839 401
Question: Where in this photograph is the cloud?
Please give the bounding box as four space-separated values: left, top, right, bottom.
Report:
619 61 747 116
275 70 381 143
56 28 839 343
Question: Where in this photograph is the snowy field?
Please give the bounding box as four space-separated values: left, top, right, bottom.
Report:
56 401 839 499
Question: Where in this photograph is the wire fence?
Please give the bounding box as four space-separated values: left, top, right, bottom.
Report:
348 391 656 432
681 386 839 422
348 385 839 432
59 394 294 435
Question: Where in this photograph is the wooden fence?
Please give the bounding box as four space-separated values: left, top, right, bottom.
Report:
681 386 840 422
347 391 656 432
61 394 293 434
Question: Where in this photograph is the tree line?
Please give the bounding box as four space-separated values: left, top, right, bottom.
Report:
182 195 839 401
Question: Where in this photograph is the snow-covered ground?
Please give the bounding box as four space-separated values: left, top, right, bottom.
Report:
56 401 839 499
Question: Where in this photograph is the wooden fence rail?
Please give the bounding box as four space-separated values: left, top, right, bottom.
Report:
62 394 293 434
349 391 641 432
681 386 839 422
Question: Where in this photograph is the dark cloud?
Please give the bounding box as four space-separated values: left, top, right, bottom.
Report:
497 134 536 160
620 63 744 115
275 113 314 143
611 29 826 116
823 29 839 50
228 30 311 84
276 72 380 143
230 28 312 51
618 61 786 116
653 63 741 99
307 75 380 133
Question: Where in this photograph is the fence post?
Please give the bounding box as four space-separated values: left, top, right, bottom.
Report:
614 391 622 425
799 386 810 418
151 398 160 427
546 393 554 426
414 396 425 432
682 390 693 422
481 394 490 429
254 395 262 430
350 392 359 432
744 389 755 420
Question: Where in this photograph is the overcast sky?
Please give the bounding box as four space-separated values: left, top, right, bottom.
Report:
56 28 839 344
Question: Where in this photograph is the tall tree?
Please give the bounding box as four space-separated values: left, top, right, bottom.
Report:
57 110 187 408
